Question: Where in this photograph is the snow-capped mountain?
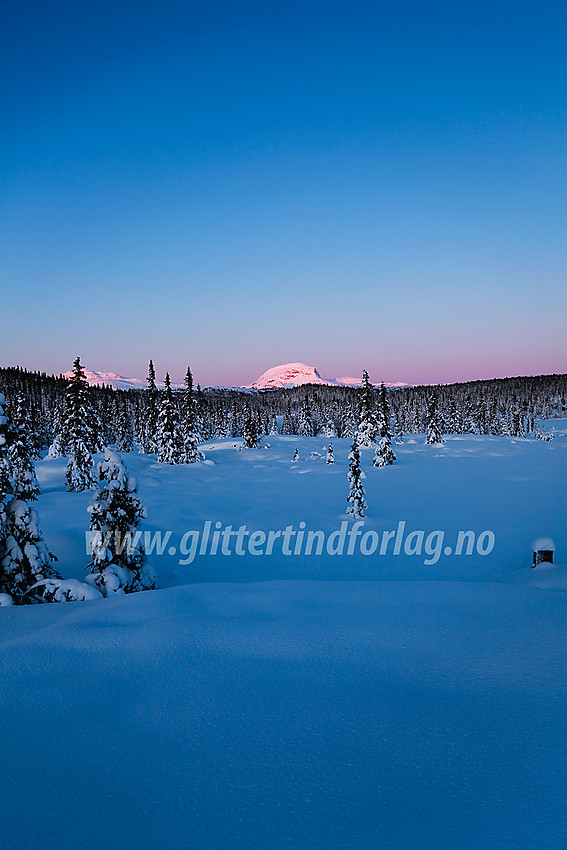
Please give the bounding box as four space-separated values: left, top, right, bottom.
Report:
64 363 407 391
247 363 335 389
62 368 150 390
246 363 407 389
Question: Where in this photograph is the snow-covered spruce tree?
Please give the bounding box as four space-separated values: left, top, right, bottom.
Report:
347 437 366 518
326 442 335 464
1 499 61 603
47 404 66 457
324 417 337 439
9 395 40 500
156 373 185 464
292 448 300 462
115 403 133 452
374 382 396 466
141 359 158 453
297 396 313 437
182 366 201 462
242 405 260 448
0 395 61 604
269 414 279 435
373 436 397 467
425 393 444 445
86 449 155 596
0 394 15 602
64 357 96 491
357 370 378 447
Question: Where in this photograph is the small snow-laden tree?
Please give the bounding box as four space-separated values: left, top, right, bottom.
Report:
0 499 61 603
425 393 444 445
281 410 296 435
9 395 40 500
393 413 404 444
269 414 279 436
0 393 15 562
292 448 300 462
156 374 185 464
115 403 133 452
373 435 396 467
324 417 337 439
47 404 66 457
64 357 96 491
86 449 155 597
340 406 356 439
347 437 366 518
357 370 379 447
242 405 260 448
326 442 335 464
297 396 313 437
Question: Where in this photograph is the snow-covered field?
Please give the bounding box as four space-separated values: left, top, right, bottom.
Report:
2 428 567 849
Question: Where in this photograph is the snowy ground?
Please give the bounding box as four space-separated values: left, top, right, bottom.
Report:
2 428 567 848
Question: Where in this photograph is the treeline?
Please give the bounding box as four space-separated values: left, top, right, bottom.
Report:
0 363 565 454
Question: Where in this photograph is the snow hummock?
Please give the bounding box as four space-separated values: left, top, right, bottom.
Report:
531 537 555 552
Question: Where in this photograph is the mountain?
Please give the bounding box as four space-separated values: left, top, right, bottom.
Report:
246 363 408 389
62 368 150 390
247 363 334 389
63 363 407 391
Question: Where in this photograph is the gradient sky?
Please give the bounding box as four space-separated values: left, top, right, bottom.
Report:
1 0 566 387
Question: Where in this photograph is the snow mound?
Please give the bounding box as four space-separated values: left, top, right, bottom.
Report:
531 537 555 552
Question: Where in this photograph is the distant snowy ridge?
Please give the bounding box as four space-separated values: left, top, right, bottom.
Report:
62 368 151 390
63 364 408 391
246 362 408 389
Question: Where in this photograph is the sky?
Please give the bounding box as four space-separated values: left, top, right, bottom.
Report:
1 0 566 387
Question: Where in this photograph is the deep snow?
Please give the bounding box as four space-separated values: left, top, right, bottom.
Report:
1 427 567 849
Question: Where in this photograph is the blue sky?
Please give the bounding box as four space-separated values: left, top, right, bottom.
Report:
1 0 566 386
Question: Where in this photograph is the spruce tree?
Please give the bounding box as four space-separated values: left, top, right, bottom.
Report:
374 382 396 466
156 373 185 464
64 357 96 491
142 359 158 453
326 442 335 464
297 396 313 437
292 448 300 462
115 403 134 452
182 366 200 462
9 395 40 500
0 393 15 564
357 370 378 446
242 405 260 448
373 436 397 467
0 395 60 604
425 393 444 445
86 449 155 596
347 437 366 518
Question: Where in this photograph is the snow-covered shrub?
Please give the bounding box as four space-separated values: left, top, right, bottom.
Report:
34 578 103 603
